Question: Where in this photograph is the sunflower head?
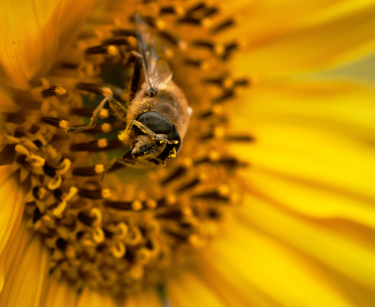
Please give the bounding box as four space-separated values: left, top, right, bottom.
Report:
0 0 250 296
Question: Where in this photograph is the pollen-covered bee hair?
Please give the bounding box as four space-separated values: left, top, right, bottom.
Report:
62 12 191 172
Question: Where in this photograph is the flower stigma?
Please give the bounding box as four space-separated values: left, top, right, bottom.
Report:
2 1 252 296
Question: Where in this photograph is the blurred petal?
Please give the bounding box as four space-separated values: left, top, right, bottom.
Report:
0 220 48 307
124 289 163 307
0 165 24 292
230 1 375 76
167 273 227 307
228 80 375 227
40 278 78 307
0 0 95 90
200 214 370 307
76 287 118 307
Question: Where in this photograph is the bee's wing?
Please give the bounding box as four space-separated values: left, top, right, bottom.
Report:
135 13 173 93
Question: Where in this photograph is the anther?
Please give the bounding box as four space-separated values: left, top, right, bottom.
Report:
41 117 70 129
90 208 102 226
211 19 235 34
70 139 123 152
72 164 105 176
112 28 136 37
159 5 185 16
160 166 187 185
93 227 105 243
85 45 119 56
212 89 235 103
42 86 66 98
221 42 239 60
104 200 138 211
76 83 113 97
78 188 111 200
176 178 201 192
225 134 255 142
102 37 131 46
53 201 67 217
55 158 71 175
158 31 187 50
192 191 230 202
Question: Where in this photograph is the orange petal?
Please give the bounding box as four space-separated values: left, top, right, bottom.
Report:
0 165 24 292
0 222 48 306
0 0 95 90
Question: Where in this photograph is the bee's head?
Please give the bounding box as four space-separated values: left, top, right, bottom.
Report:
134 111 181 161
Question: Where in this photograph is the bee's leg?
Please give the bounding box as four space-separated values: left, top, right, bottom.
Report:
119 120 179 145
107 96 128 122
66 95 111 133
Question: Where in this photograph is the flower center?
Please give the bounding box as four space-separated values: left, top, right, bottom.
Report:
2 1 252 296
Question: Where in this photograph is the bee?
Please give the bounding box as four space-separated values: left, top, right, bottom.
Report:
68 13 191 169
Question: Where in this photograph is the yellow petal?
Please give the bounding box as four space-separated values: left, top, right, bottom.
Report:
124 289 163 307
201 214 366 307
230 1 375 76
76 287 118 307
236 194 375 296
228 80 375 226
0 83 20 113
0 226 48 307
41 278 79 307
0 0 95 90
0 165 24 292
167 272 227 307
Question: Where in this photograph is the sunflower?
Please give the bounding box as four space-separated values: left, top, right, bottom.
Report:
1 0 375 306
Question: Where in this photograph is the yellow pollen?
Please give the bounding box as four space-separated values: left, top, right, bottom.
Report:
132 200 143 211
166 195 176 205
59 120 69 129
130 266 143 280
179 40 188 51
182 207 193 217
183 157 193 168
218 184 230 196
175 6 185 16
107 45 119 56
101 123 112 133
214 43 225 55
223 77 234 89
99 109 109 118
128 36 137 47
55 86 66 96
146 199 157 209
102 188 111 198
189 234 206 248
214 126 225 138
95 164 105 174
208 150 220 161
199 172 209 181
97 138 108 148
202 18 212 28
213 104 223 114
200 61 210 71
156 19 166 30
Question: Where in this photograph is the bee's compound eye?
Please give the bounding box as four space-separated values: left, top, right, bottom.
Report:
136 111 171 134
170 124 176 131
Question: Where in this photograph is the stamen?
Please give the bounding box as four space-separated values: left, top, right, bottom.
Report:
85 45 119 56
70 139 123 152
40 117 70 129
42 86 66 98
161 166 187 185
211 19 235 34
159 30 187 50
70 107 109 119
76 83 113 97
159 5 185 16
78 188 111 200
72 164 105 176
